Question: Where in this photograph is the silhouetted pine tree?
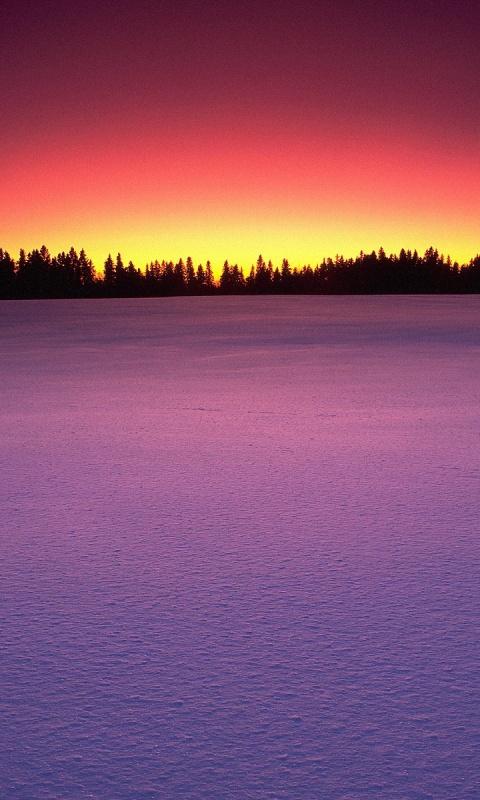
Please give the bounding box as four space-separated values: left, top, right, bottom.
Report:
204 261 215 293
186 257 197 293
103 254 115 291
115 253 126 293
79 250 95 292
0 249 16 298
2 242 479 298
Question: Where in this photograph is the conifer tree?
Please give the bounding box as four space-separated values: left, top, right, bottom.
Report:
205 261 215 292
0 249 16 298
104 254 115 286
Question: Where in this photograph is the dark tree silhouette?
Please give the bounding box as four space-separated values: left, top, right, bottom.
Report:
2 243 480 299
0 249 16 298
103 254 115 291
115 253 126 293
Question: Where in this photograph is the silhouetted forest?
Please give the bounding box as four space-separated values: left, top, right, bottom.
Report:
2 245 480 299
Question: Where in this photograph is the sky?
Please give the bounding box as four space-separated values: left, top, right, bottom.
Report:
2 0 480 274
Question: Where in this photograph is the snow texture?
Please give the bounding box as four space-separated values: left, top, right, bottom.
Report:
1 296 479 799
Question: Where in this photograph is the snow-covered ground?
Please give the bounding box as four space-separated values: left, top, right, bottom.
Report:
1 296 479 799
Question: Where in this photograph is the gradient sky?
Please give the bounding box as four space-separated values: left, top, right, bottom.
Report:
2 0 480 273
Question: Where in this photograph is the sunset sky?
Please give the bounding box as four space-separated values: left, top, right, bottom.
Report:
2 0 480 274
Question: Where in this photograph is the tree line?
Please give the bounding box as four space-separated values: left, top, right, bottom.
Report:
2 245 480 299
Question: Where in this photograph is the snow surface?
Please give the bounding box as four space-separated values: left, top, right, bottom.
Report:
1 296 479 799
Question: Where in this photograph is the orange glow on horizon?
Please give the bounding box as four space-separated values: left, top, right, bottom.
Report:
3 128 480 277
